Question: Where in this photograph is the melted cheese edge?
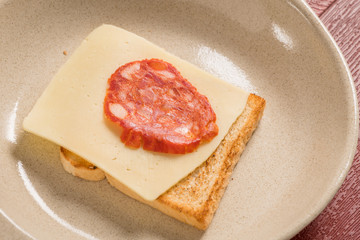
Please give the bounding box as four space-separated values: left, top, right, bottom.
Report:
23 25 249 201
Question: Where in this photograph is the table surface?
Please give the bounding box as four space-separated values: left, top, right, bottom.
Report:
294 0 360 239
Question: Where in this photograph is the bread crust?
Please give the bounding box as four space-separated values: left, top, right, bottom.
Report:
60 93 265 229
60 147 106 181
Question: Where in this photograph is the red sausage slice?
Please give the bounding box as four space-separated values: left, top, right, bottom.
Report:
104 59 218 154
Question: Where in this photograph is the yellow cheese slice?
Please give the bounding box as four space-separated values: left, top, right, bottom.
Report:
23 25 249 201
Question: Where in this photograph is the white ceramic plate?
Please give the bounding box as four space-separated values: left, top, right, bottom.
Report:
0 0 358 239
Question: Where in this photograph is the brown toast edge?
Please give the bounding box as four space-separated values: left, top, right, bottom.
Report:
106 93 266 229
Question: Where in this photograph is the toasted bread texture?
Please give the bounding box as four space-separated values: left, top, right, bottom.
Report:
60 147 106 181
60 93 265 229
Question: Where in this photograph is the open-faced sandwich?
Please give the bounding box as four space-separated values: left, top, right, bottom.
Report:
23 25 265 230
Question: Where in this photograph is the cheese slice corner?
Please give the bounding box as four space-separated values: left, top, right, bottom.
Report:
23 24 249 201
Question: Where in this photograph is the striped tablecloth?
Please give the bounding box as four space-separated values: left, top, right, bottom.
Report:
293 0 360 239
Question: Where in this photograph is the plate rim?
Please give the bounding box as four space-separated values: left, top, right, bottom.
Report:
281 0 359 239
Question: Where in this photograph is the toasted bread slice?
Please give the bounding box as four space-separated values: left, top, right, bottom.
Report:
60 94 265 229
60 147 105 181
